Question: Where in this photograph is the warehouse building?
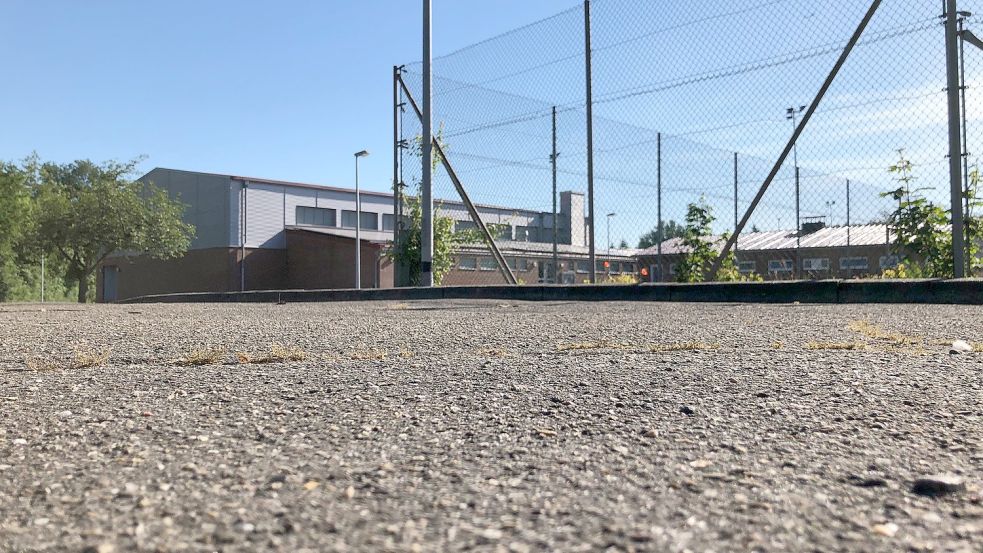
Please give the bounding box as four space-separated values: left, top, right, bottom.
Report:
96 168 627 301
637 220 898 281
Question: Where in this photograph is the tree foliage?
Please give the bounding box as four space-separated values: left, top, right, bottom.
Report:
32 158 195 302
879 150 982 278
675 197 758 283
388 126 479 285
637 219 685 249
0 161 34 300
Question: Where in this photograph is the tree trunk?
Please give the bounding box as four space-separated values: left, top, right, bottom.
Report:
77 274 88 303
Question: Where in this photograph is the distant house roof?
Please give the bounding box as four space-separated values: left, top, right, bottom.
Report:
637 224 893 256
459 239 638 259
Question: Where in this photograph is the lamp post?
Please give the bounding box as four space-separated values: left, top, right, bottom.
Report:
354 150 370 289
606 212 616 255
787 105 805 278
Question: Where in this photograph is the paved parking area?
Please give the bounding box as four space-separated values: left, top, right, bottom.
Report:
1 301 981 551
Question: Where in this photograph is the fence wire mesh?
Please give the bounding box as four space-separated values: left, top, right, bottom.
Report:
397 0 983 284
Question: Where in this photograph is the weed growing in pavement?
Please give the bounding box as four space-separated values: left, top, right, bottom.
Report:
847 320 921 346
646 342 720 353
236 344 308 364
172 347 226 366
69 346 111 369
25 345 112 371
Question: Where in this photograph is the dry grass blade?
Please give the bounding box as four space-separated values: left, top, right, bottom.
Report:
348 349 388 360
24 357 62 372
236 344 308 364
70 346 111 369
847 320 920 346
647 342 719 353
173 347 226 367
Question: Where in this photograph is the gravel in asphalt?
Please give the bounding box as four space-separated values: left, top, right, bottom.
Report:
0 300 981 552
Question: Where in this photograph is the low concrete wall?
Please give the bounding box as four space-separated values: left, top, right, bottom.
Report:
121 279 983 305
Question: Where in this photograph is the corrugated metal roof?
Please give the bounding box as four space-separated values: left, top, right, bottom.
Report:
460 240 638 259
638 224 893 255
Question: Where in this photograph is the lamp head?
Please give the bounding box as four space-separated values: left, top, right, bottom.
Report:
355 150 370 158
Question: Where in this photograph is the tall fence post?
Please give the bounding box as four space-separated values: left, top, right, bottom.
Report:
657 132 663 282
733 152 739 256
392 65 402 286
551 106 559 283
584 0 596 284
421 0 435 286
945 0 967 277
959 13 971 271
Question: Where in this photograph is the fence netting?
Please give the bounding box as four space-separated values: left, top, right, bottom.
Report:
396 0 983 283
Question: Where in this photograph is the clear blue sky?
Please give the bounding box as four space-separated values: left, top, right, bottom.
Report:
0 0 576 193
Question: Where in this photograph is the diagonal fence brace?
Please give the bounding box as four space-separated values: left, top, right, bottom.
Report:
397 73 518 285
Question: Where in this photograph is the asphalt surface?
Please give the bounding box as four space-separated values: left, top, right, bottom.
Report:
0 300 981 552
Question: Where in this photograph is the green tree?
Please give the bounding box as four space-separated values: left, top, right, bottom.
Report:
675 197 756 283
389 126 479 285
0 161 34 301
33 159 195 302
880 150 956 278
637 220 685 249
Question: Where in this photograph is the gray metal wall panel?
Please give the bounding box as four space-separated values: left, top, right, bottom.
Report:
245 183 286 249
140 169 234 249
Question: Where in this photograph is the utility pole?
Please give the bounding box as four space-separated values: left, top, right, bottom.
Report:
945 0 967 277
657 132 662 282
584 0 596 284
733 152 738 256
421 0 434 286
958 11 972 272
787 105 805 278
551 106 559 283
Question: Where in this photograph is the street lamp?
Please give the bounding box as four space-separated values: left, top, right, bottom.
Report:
786 105 805 277
606 212 616 255
354 150 370 289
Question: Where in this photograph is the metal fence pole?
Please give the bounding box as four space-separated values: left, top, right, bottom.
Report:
946 0 967 277
657 132 662 282
584 0 596 284
421 0 434 286
392 65 401 283
551 106 559 283
959 14 971 271
733 152 738 256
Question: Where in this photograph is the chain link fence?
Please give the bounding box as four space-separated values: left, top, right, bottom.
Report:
395 0 983 284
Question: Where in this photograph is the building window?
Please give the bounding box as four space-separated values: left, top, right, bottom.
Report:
515 226 540 242
509 258 529 272
382 213 395 231
342 210 378 230
802 258 830 271
879 254 900 269
840 256 869 270
341 210 357 228
458 257 477 271
296 206 336 227
456 220 477 232
479 257 497 271
768 259 794 272
360 211 378 230
738 260 756 273
575 260 590 274
625 263 636 274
